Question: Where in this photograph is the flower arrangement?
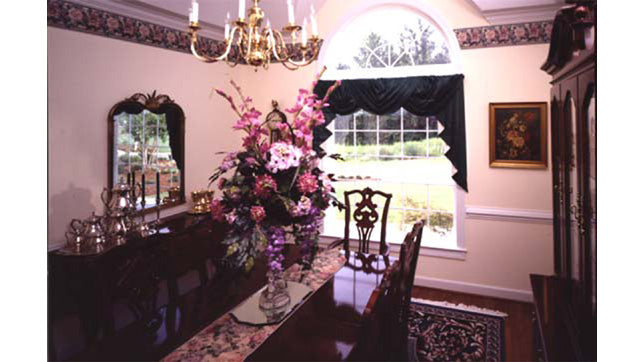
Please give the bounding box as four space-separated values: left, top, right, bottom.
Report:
210 69 342 275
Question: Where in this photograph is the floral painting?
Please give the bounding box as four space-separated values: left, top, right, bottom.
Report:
489 102 547 168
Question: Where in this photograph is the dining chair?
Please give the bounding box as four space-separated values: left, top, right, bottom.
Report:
391 220 425 360
328 187 393 257
351 221 424 361
350 260 401 361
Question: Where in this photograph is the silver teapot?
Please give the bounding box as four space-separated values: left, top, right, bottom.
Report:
103 209 134 244
102 182 141 216
68 212 107 245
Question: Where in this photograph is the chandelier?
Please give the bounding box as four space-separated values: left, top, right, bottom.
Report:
188 0 322 70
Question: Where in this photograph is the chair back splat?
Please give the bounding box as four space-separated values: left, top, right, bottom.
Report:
344 187 392 255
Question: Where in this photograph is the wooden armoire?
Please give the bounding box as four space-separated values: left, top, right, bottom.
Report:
531 1 596 361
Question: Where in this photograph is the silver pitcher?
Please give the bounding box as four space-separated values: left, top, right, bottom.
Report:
101 182 140 216
70 212 107 245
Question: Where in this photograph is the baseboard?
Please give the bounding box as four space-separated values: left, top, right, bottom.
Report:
414 275 533 303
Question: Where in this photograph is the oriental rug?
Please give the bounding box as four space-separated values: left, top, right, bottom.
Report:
408 298 507 362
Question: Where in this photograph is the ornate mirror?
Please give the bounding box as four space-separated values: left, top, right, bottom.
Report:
108 91 186 212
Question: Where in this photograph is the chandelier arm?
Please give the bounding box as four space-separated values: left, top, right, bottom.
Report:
284 42 321 67
270 30 291 62
189 26 236 63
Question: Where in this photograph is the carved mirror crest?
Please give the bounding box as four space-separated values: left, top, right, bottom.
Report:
108 91 186 213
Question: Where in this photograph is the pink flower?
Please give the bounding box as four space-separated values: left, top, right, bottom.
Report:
485 29 497 42
139 25 150 38
320 174 333 194
68 8 83 22
220 152 237 171
514 27 526 39
211 199 226 222
106 17 120 32
290 196 312 217
266 142 302 173
297 172 318 194
124 19 135 36
225 210 237 224
254 175 277 199
250 206 266 223
217 177 227 190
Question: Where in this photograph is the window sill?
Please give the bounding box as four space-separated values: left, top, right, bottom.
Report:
319 234 467 260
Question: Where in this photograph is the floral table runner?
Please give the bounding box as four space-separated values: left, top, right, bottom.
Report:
162 247 346 362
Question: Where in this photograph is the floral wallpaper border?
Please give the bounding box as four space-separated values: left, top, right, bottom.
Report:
455 22 552 49
47 0 552 60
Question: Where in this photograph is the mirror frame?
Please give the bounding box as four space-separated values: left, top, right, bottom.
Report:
107 91 186 214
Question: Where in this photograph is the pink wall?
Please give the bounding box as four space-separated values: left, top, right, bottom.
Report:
47 27 242 248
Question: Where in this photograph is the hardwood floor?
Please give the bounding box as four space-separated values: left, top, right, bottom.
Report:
411 286 534 362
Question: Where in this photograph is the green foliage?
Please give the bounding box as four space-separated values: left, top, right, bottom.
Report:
429 212 453 235
334 137 444 158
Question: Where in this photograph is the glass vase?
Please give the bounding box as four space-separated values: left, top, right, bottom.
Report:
259 269 291 316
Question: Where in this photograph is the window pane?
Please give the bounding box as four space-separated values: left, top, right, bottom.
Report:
404 209 426 226
428 137 447 156
387 209 405 233
334 131 354 155
428 116 440 130
429 211 454 235
428 185 454 212
334 114 354 130
403 132 428 157
402 184 428 210
379 111 401 130
355 112 377 129
379 131 402 157
403 112 427 130
356 132 377 155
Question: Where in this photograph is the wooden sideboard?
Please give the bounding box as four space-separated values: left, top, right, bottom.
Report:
532 1 596 360
48 212 229 360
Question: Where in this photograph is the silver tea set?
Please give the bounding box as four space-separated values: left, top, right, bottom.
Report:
65 181 161 252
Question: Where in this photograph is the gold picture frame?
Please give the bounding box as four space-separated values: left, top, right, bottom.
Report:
489 102 548 169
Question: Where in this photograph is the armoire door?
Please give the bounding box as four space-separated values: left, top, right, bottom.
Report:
550 86 566 275
561 77 582 282
579 68 596 313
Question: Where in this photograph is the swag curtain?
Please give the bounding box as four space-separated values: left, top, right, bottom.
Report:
313 74 468 191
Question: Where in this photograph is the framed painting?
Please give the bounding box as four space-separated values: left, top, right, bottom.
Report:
489 102 548 169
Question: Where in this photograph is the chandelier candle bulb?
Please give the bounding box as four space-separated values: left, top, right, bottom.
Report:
238 0 245 20
310 5 318 36
225 12 230 39
287 0 295 24
190 0 199 23
301 18 308 46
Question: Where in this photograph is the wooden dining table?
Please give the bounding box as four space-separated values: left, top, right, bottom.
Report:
71 242 391 361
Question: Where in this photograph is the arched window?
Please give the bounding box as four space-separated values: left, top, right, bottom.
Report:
321 3 462 80
320 3 465 255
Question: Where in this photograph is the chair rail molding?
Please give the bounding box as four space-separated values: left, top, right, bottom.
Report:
466 205 553 223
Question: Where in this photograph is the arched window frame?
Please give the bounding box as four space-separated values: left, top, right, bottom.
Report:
318 0 466 259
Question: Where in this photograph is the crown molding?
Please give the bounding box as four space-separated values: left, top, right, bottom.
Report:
65 0 225 39
481 4 562 24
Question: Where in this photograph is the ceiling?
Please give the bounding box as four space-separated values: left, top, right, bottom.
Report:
67 0 565 39
467 0 565 23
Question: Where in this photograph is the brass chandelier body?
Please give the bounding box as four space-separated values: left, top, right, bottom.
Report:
188 0 322 70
